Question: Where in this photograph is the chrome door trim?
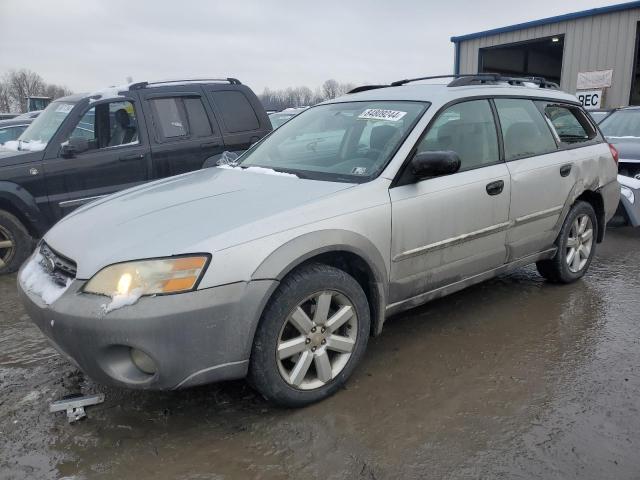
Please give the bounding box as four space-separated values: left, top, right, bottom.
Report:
392 221 511 262
392 205 564 263
59 194 107 208
513 205 563 226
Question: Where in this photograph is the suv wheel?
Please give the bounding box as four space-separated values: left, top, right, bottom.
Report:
0 210 33 274
536 201 597 283
249 263 370 407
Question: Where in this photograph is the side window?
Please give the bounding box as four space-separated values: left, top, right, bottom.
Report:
183 97 213 137
150 96 214 140
67 100 139 150
544 105 596 144
416 99 499 171
211 90 260 133
494 99 557 161
151 98 187 138
0 125 27 144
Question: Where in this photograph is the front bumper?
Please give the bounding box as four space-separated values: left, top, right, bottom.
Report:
18 266 277 390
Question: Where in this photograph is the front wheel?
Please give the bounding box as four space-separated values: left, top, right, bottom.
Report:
0 209 33 274
536 201 597 283
249 263 370 407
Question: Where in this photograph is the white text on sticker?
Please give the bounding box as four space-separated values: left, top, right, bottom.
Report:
358 109 407 122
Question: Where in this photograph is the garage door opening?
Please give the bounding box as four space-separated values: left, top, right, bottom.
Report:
479 35 564 84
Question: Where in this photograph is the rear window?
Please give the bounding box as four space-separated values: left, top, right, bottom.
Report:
151 96 214 139
211 90 259 133
151 98 187 138
494 99 557 161
544 105 596 144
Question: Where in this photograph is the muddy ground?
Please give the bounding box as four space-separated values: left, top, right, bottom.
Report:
1 228 639 479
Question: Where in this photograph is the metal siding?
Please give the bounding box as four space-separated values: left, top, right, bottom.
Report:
456 8 640 107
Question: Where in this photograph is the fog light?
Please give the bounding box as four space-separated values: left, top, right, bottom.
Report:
130 348 157 375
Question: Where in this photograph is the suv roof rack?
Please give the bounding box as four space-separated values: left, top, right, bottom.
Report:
128 78 242 90
389 73 558 89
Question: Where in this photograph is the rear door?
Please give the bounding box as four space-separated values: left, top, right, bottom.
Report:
43 96 150 218
496 98 597 259
389 99 511 303
138 86 224 178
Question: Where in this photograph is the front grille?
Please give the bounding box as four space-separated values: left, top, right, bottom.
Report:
39 243 77 286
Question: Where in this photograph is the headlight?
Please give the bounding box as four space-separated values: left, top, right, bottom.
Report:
84 255 209 297
621 185 635 204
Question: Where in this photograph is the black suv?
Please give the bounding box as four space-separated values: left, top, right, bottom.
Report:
0 78 271 273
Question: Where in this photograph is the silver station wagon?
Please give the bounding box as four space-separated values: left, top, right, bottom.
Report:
19 74 619 407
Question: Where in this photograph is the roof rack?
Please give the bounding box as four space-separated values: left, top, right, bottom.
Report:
128 78 241 90
389 73 558 89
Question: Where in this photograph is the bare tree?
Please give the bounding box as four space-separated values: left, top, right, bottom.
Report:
0 82 11 113
259 79 357 111
5 69 45 112
0 69 73 113
322 79 340 100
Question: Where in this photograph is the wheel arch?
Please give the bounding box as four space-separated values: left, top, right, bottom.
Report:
0 182 48 238
575 189 605 242
251 230 389 336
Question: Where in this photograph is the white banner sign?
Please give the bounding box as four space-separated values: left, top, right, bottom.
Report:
576 89 603 110
577 70 613 89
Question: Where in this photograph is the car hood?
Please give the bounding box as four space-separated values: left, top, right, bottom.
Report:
607 137 640 161
44 167 355 279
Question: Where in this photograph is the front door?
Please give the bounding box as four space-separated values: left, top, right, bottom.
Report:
43 98 150 219
389 99 511 304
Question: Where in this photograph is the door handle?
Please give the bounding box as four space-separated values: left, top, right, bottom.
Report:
560 163 573 177
486 180 504 196
119 153 144 162
200 142 222 149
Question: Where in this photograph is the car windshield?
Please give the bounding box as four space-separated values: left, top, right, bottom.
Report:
599 109 640 138
239 101 428 182
17 101 76 149
269 113 297 128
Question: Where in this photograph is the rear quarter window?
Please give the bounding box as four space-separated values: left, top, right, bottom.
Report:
211 90 260 133
544 104 597 145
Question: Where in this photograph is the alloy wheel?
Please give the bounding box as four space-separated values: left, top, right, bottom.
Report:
0 224 15 270
566 213 594 273
276 290 358 390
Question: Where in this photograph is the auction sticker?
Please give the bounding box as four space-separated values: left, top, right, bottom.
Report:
358 108 407 122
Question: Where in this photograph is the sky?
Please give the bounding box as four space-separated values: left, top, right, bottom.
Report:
0 0 623 94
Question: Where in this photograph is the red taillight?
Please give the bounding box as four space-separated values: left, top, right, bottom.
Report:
609 143 619 165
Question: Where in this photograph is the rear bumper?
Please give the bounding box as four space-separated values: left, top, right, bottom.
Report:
18 261 277 390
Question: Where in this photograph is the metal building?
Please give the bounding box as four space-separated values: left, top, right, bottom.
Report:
451 1 640 109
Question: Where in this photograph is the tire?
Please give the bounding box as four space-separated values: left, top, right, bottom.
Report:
0 209 33 275
536 201 598 283
249 263 370 407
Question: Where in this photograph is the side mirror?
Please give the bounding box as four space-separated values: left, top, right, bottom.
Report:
410 150 461 178
60 137 90 158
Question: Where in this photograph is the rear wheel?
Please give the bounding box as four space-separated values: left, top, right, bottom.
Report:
249 263 370 407
0 209 33 274
536 201 597 283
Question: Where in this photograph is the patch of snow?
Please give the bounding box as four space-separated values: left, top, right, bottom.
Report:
19 252 71 305
2 139 47 152
216 158 298 178
101 288 144 313
88 83 130 103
